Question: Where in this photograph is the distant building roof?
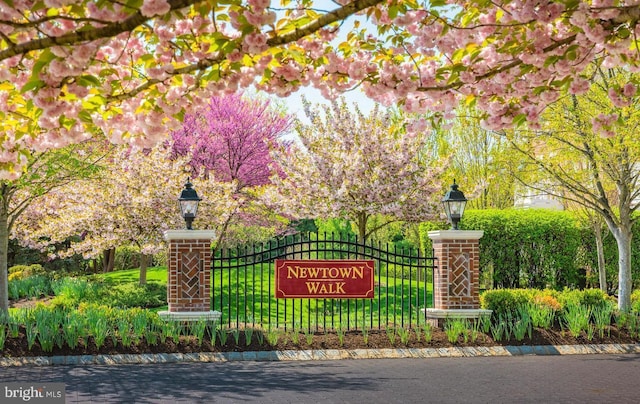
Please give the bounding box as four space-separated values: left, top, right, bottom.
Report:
514 193 564 210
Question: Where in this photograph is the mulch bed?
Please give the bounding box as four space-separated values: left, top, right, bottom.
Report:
2 326 638 358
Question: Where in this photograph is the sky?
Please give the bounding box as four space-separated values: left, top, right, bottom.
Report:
280 86 376 123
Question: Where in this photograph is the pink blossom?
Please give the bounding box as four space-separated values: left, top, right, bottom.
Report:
0 170 20 181
347 60 367 80
540 90 559 104
569 77 590 95
248 0 270 12
608 87 631 108
263 11 276 26
244 10 264 27
226 49 243 63
243 32 268 54
623 83 636 97
140 0 170 17
146 66 168 80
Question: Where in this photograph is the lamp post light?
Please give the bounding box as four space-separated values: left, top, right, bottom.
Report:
178 178 202 230
442 180 467 230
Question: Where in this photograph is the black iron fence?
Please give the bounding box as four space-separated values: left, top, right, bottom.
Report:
211 232 436 332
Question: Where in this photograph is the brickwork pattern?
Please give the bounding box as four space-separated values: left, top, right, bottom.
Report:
180 252 201 299
432 239 480 310
450 253 470 297
167 238 212 312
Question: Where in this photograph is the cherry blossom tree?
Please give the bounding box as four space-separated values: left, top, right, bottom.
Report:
267 99 447 241
170 93 292 248
15 145 239 285
0 142 109 312
504 67 640 311
2 0 640 179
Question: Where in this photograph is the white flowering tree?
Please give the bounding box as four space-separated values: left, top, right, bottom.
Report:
268 99 446 241
15 145 239 284
0 142 109 311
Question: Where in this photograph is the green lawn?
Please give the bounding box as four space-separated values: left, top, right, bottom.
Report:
93 264 433 330
98 266 168 284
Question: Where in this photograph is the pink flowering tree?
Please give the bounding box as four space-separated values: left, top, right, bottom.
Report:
170 93 292 248
3 0 640 179
267 99 447 241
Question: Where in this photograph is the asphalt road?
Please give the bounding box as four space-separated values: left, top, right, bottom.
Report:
2 354 640 403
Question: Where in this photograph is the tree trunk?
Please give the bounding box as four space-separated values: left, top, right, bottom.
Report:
607 223 633 311
103 248 115 273
139 253 148 285
356 211 367 241
0 209 9 314
593 223 607 293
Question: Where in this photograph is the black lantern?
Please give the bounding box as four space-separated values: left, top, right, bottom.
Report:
442 180 467 230
178 178 202 230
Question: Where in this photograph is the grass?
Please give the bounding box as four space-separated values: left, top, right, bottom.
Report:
88 264 433 331
211 263 432 331
96 266 168 284
8 268 168 311
11 263 433 331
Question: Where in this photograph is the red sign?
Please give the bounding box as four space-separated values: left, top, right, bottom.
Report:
275 259 375 299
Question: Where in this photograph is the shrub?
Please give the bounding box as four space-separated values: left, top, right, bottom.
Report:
482 288 615 328
101 282 166 309
421 209 585 290
580 289 611 308
8 264 45 281
480 289 531 318
632 290 640 313
114 245 141 271
49 278 104 308
557 288 611 310
533 294 562 311
49 277 166 309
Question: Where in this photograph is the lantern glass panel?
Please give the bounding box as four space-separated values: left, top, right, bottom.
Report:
180 200 199 217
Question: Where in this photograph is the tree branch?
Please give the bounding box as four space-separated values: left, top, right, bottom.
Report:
107 0 383 102
0 0 201 61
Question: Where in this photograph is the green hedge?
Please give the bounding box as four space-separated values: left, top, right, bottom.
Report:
420 209 591 289
420 209 584 290
420 208 640 292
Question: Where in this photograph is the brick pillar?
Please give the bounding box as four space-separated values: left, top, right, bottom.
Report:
423 230 490 326
159 230 220 322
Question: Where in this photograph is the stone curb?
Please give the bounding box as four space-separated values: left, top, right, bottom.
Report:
1 344 639 367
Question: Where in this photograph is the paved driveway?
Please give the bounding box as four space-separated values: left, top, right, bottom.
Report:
2 354 640 403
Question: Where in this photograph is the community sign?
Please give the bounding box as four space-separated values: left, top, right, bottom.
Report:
274 259 375 299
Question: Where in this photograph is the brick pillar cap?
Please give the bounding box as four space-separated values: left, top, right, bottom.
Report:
164 229 216 241
427 230 483 241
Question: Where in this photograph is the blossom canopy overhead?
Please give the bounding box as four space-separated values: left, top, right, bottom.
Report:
1 0 639 177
